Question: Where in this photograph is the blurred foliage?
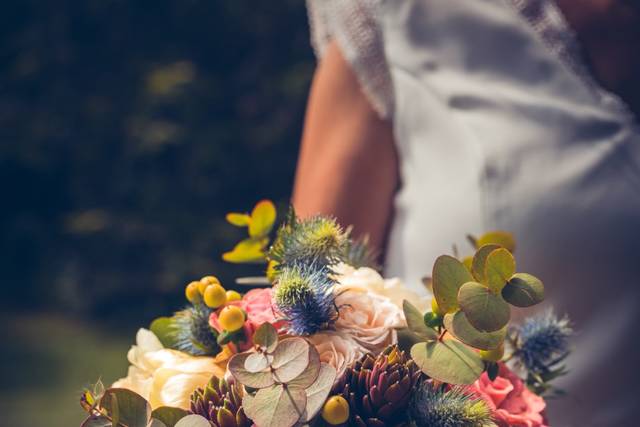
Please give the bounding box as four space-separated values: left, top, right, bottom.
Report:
0 0 314 320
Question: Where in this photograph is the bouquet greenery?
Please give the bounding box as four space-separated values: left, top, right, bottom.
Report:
80 200 572 427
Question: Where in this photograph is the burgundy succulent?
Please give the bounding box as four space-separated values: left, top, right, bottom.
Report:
190 376 250 427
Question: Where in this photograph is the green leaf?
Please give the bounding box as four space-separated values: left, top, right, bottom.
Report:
222 238 268 264
271 338 310 383
484 248 515 292
432 255 474 313
288 344 321 388
476 231 515 252
245 352 272 373
458 282 510 332
410 339 484 385
249 199 277 238
151 407 189 427
502 273 545 307
100 389 151 427
243 384 307 427
150 317 178 349
396 328 426 353
173 415 211 427
253 322 279 353
471 244 500 283
228 353 275 389
80 416 112 427
301 363 337 422
403 300 437 340
226 213 251 227
443 311 506 350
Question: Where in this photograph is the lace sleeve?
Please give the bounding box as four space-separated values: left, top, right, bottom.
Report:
306 0 393 119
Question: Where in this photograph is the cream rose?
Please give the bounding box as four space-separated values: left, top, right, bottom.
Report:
307 331 367 378
334 288 405 353
112 329 226 409
333 264 431 312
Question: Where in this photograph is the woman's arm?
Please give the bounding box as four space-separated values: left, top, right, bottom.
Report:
292 41 398 253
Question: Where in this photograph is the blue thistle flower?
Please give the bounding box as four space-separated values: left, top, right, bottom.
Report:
409 382 496 427
269 215 349 271
273 263 337 335
511 309 573 374
170 305 220 356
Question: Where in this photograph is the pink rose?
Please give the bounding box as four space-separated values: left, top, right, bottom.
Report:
472 364 548 427
209 288 285 352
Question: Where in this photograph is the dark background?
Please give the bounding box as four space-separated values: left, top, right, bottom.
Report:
0 1 314 425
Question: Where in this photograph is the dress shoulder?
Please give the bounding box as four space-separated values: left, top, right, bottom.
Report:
306 0 393 118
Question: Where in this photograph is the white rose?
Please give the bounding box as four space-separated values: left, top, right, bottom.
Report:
333 264 431 313
334 288 405 354
307 331 367 379
112 329 226 409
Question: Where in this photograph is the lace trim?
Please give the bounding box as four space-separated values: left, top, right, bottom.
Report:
507 0 635 121
306 0 394 119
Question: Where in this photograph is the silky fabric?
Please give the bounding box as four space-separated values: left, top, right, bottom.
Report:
379 0 640 425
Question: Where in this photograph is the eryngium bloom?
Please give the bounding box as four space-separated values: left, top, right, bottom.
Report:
170 305 220 356
333 346 422 427
273 263 337 335
511 309 572 374
190 376 250 427
409 382 496 427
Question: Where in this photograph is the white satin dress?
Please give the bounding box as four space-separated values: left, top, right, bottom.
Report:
307 0 640 425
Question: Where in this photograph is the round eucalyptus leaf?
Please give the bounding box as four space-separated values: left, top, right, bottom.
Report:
471 244 500 283
301 363 337 422
151 407 188 427
243 384 307 427
410 339 484 385
432 255 474 313
271 338 311 383
288 344 321 388
173 414 211 427
476 231 515 252
228 353 275 389
253 322 279 353
100 388 151 427
403 300 438 340
484 248 515 292
443 311 506 350
458 281 510 332
502 273 545 307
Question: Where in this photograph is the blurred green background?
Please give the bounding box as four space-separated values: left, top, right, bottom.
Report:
0 1 313 425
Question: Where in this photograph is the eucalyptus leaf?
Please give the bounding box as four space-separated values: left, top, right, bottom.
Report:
396 328 426 353
288 344 321 388
484 248 515 292
228 353 275 389
502 273 544 307
151 407 189 427
253 322 278 353
173 414 211 427
249 200 277 238
271 338 310 383
100 389 151 427
80 416 112 427
148 420 168 427
150 317 178 349
471 244 500 283
245 352 272 373
226 213 251 227
432 255 474 313
410 339 484 384
301 363 337 422
243 384 307 427
443 311 506 350
403 300 437 340
458 282 510 332
476 231 515 252
222 237 268 264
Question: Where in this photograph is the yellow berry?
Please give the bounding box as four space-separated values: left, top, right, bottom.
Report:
321 395 349 425
185 281 202 304
199 275 221 294
480 344 505 362
218 306 245 332
203 284 227 308
226 290 242 302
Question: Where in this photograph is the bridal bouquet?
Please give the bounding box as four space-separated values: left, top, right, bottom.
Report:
80 200 572 427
